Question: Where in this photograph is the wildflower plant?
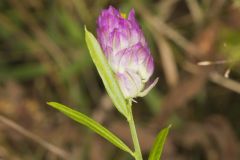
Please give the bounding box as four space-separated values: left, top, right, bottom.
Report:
48 6 170 160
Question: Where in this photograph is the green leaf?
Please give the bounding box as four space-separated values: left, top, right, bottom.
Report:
84 27 129 119
47 102 134 156
148 125 171 160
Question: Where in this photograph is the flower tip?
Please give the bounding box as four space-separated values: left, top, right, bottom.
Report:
107 5 119 15
128 9 135 17
108 5 115 10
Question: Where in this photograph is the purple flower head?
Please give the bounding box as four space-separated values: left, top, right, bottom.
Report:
97 6 157 99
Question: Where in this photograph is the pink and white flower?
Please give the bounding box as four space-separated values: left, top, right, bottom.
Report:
97 6 157 99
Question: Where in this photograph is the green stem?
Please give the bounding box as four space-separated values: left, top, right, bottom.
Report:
127 102 143 160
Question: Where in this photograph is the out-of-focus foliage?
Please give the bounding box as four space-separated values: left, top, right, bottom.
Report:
0 0 240 160
221 27 240 63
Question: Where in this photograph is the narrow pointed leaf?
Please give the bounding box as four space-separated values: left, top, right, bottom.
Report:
47 102 133 156
84 27 129 118
148 125 171 160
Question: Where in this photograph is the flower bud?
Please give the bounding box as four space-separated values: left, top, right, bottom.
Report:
97 6 157 99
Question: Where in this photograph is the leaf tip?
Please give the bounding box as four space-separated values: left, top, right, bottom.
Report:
47 101 58 108
46 101 52 105
84 25 89 35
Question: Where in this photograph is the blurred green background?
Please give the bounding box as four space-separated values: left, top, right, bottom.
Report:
0 0 240 159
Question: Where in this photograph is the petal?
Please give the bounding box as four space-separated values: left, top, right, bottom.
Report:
110 29 120 52
108 6 120 17
134 43 148 64
118 46 138 73
97 27 110 50
128 9 140 30
97 8 121 32
117 24 131 49
116 71 143 98
129 29 141 46
139 55 154 82
103 45 112 59
127 70 144 92
108 49 126 72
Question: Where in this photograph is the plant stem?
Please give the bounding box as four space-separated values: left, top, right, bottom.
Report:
127 104 143 160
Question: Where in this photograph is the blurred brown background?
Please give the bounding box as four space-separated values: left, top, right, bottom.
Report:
0 0 240 159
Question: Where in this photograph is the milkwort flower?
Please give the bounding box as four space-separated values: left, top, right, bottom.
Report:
97 6 158 99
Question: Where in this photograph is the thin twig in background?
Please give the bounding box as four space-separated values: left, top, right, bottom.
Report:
186 0 204 25
209 72 240 94
0 115 70 160
156 0 179 21
154 36 179 88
